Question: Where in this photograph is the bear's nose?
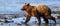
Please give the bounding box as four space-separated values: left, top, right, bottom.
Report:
21 9 25 11
21 9 23 10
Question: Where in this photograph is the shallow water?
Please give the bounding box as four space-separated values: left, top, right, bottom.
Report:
0 16 60 26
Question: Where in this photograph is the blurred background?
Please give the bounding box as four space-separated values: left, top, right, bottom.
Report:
0 0 60 26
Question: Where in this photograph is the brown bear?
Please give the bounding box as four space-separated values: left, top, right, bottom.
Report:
21 3 56 24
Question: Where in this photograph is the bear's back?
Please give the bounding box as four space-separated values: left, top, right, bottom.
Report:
36 5 49 14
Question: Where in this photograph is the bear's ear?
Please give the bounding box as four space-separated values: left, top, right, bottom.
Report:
25 3 30 6
25 3 27 4
27 3 30 6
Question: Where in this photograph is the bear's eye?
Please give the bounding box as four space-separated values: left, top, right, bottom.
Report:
24 6 28 8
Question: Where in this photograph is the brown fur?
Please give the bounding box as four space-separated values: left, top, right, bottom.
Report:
21 3 56 24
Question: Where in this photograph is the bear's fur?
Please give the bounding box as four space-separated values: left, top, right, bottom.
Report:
21 3 56 24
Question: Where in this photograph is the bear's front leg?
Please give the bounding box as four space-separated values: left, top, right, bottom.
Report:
24 14 31 24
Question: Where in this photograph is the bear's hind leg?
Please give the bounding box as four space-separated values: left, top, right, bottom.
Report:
45 15 56 23
50 16 56 23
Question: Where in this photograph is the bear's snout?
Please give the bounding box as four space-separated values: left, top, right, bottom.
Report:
21 8 26 11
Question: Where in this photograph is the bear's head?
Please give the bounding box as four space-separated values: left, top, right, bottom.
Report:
21 3 30 11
